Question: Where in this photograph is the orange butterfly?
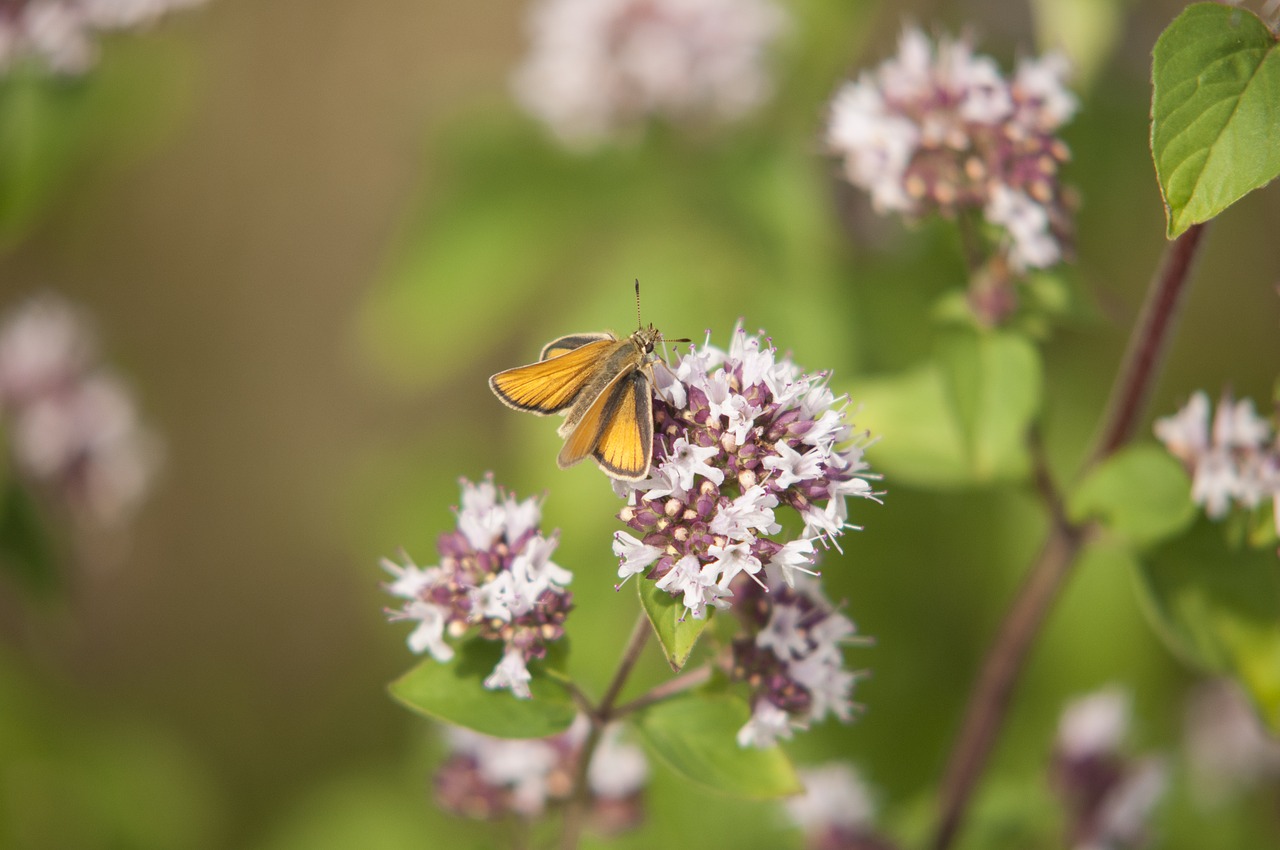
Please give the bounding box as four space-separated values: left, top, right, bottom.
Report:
489 285 673 481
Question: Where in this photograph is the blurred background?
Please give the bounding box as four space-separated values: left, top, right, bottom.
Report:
1 0 1278 847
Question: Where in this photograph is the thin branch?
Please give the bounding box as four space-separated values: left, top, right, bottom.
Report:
929 222 1208 850
559 613 651 850
612 664 714 718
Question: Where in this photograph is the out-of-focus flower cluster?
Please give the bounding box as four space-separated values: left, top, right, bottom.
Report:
1154 390 1280 539
436 718 648 833
611 325 877 746
1183 678 1280 806
0 0 205 76
1051 688 1167 850
732 578 865 748
826 26 1076 274
383 476 573 699
784 762 898 850
512 0 788 148
0 293 159 528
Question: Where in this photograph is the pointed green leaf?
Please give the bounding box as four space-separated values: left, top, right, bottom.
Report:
0 476 59 598
935 329 1042 480
1151 3 1280 237
638 576 712 671
388 639 576 739
854 330 1041 490
1069 445 1196 547
634 693 801 799
1134 519 1280 733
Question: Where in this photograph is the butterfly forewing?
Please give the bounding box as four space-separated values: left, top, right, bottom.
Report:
540 332 614 361
591 370 652 480
489 337 617 414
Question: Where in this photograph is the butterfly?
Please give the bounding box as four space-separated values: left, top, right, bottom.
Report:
489 286 675 481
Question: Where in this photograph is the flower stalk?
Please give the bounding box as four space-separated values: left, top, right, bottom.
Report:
930 222 1209 850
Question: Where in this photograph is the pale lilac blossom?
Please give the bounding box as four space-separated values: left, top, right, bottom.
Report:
382 476 573 699
0 0 205 75
1155 390 1280 538
607 326 876 747
827 26 1076 274
512 0 788 147
435 719 649 829
785 762 899 849
0 294 159 528
1051 687 1168 850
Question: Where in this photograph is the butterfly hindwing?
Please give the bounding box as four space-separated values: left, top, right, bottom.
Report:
591 370 652 480
489 337 617 415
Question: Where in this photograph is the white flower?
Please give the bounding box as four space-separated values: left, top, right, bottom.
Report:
512 0 788 147
762 440 825 488
1185 679 1280 804
381 556 436 600
588 725 650 799
448 727 561 815
791 653 857 723
706 540 764 589
736 700 796 748
1057 686 1130 759
655 554 729 619
985 184 1061 271
756 602 808 659
786 763 877 834
0 0 204 76
612 531 664 580
484 646 535 699
1013 52 1078 129
765 537 819 587
397 600 454 662
709 485 780 540
1154 391 1210 463
1212 396 1272 450
661 436 725 491
1088 758 1168 850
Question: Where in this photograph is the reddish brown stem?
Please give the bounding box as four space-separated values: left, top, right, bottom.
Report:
930 223 1207 850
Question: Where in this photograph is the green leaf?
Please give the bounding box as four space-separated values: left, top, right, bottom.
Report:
1151 2 1280 237
637 577 712 671
388 639 577 739
854 330 1042 489
1069 445 1196 547
1134 518 1280 733
0 476 59 597
634 693 801 799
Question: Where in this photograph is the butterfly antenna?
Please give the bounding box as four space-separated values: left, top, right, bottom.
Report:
634 278 643 329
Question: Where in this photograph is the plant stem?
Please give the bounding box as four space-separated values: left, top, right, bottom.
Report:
613 663 714 718
560 613 651 850
929 222 1207 850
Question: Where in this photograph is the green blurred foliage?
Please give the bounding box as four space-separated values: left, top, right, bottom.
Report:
1 1 1279 849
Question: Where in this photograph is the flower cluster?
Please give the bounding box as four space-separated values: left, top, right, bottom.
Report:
436 718 648 832
785 762 898 850
0 293 159 528
383 476 573 699
1184 678 1280 806
732 577 865 748
611 325 877 745
512 0 788 148
826 26 1077 274
1154 390 1280 538
0 0 205 76
1051 688 1167 850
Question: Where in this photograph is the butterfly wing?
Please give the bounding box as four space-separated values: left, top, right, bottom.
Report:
591 370 653 480
557 366 653 480
489 335 617 415
540 333 614 361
